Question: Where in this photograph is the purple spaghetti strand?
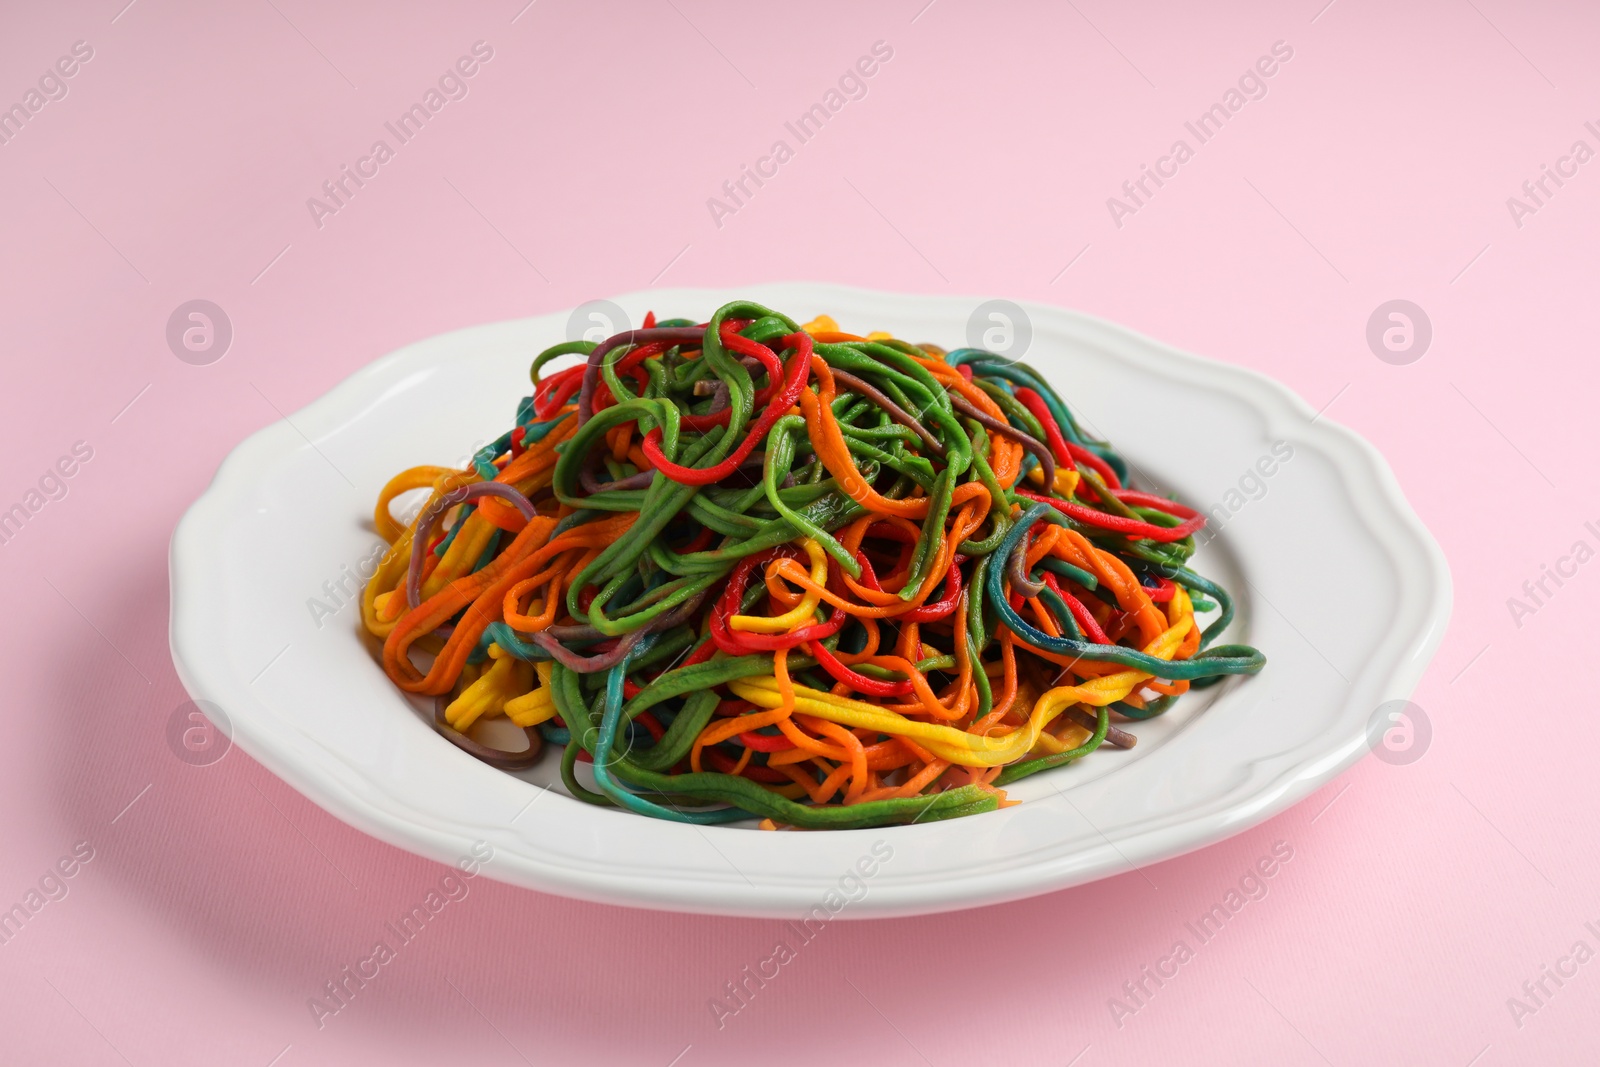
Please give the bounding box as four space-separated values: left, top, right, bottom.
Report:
406 481 540 610
575 327 705 429
531 592 708 671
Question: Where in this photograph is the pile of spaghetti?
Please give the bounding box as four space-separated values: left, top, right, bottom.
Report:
360 301 1264 829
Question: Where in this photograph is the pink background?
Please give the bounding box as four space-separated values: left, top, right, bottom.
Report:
2 0 1595 1063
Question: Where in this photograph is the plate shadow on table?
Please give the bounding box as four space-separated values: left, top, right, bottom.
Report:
42 548 1310 1056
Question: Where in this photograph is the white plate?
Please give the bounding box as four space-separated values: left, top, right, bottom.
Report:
169 284 1451 918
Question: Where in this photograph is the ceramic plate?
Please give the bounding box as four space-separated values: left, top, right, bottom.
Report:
169 283 1451 918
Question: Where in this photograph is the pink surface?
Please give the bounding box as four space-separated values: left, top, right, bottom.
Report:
1 0 1594 1063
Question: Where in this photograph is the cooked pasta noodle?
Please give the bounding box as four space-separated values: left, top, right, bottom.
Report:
360 302 1264 829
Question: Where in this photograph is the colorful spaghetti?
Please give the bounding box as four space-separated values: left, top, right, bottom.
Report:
360 301 1264 829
